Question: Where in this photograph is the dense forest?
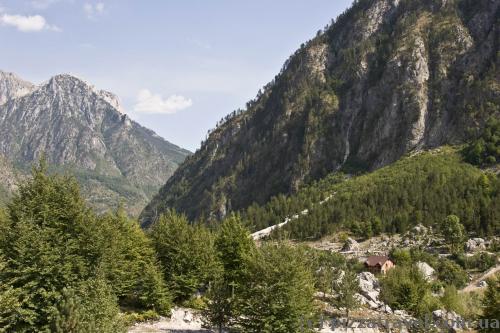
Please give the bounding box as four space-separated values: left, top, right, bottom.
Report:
241 147 499 240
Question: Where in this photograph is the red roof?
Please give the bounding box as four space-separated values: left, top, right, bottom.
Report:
365 255 390 267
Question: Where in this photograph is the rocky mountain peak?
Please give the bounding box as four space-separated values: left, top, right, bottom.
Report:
0 70 190 216
0 70 35 105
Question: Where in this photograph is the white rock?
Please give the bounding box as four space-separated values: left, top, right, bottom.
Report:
432 309 464 331
342 238 360 252
465 238 486 252
477 280 488 288
416 261 435 281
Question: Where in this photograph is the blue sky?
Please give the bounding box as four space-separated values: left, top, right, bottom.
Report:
0 0 353 151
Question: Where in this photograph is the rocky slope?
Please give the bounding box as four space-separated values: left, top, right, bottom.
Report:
141 0 499 225
0 71 190 215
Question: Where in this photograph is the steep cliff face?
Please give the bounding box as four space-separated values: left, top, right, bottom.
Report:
141 0 499 224
0 72 190 215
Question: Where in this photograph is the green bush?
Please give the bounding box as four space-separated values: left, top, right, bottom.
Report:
389 248 412 266
437 259 468 288
454 252 497 272
380 265 439 318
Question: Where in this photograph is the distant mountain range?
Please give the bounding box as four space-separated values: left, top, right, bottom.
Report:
0 70 190 216
141 0 499 225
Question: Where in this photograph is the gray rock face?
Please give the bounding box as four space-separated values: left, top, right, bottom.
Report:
357 272 384 310
465 238 486 252
0 71 190 215
432 310 464 332
141 0 500 223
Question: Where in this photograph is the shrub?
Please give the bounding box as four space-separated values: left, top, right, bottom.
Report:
437 259 468 288
380 265 438 318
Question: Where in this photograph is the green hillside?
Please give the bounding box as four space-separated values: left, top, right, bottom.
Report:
242 147 499 240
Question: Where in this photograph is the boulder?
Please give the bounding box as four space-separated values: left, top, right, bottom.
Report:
357 272 383 307
358 272 380 293
381 304 392 314
412 224 428 235
477 280 488 288
342 238 360 252
465 238 486 252
432 309 464 332
355 293 369 305
416 261 435 281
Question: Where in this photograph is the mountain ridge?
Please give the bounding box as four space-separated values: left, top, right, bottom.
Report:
0 71 190 215
141 0 499 225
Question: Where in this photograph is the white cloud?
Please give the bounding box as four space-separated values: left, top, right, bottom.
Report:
0 13 60 32
84 2 105 19
134 89 193 114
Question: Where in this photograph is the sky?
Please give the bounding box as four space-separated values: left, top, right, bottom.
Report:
0 0 353 151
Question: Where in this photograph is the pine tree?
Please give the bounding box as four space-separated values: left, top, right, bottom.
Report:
332 269 359 325
441 215 466 254
98 208 171 314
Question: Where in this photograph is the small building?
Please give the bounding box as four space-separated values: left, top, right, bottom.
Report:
364 255 394 274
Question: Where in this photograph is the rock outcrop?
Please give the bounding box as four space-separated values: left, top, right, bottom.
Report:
342 238 361 252
465 238 487 252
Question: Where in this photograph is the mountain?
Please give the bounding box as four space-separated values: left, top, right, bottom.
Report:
0 71 190 215
141 0 499 225
0 71 35 105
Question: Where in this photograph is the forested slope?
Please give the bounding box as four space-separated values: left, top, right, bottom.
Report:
241 148 499 240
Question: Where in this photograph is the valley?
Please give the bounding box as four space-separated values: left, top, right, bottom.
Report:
0 0 498 332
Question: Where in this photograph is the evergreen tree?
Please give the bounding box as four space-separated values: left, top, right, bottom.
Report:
380 265 438 318
0 162 110 330
98 209 171 314
50 277 125 333
0 161 158 331
202 215 256 330
235 243 315 333
149 209 218 302
202 273 233 333
481 275 500 333
332 270 359 324
214 214 255 286
441 215 466 254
